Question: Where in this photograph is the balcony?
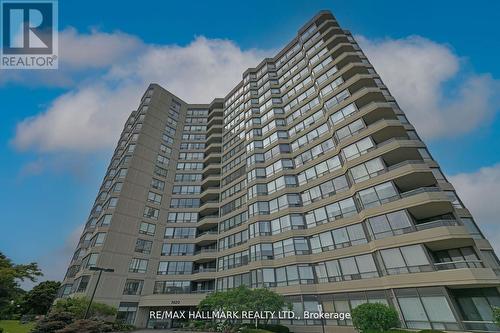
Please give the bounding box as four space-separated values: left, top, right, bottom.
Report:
415 219 460 231
434 259 485 271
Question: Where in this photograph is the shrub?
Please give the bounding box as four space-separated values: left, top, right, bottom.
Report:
351 302 400 332
31 311 75 333
51 297 116 320
0 327 3 333
494 307 500 327
54 319 113 333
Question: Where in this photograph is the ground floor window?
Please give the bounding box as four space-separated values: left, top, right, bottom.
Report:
395 287 459 330
117 302 138 325
452 288 500 331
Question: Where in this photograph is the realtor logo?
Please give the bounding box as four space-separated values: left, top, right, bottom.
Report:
1 0 58 69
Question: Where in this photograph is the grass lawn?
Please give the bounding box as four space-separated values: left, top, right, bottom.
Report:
0 320 35 333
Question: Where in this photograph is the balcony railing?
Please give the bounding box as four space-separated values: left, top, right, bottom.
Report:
192 268 217 274
414 219 460 231
462 320 498 332
194 248 217 255
196 231 218 238
400 186 441 198
434 260 484 270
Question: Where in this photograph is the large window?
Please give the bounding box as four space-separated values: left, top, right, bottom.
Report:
301 175 349 205
350 157 385 183
432 247 482 270
154 281 190 294
396 288 458 330
379 245 431 275
164 228 196 239
157 261 193 275
358 182 399 209
304 197 357 228
161 243 195 256
367 210 413 239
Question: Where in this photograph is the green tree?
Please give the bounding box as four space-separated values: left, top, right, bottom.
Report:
51 297 117 320
199 286 290 326
199 286 253 325
0 252 41 318
251 288 290 325
22 280 61 315
351 302 400 332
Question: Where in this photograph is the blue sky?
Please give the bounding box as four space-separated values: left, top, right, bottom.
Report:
1 0 499 286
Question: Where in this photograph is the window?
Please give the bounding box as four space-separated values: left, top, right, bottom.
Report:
342 137 375 161
380 245 431 275
175 173 202 182
358 182 398 209
156 155 169 166
134 239 152 254
107 197 118 208
91 232 106 246
99 214 112 226
172 185 202 195
123 279 143 295
330 103 357 126
117 302 138 325
301 175 349 204
162 243 195 256
396 289 458 330
367 210 413 239
160 144 172 155
350 158 385 183
167 212 198 224
129 258 148 273
445 191 463 208
147 191 162 204
139 222 155 236
112 182 123 192
83 253 98 268
164 228 196 239
154 166 168 178
76 275 90 293
157 261 193 275
170 198 200 208
151 178 165 191
461 218 483 239
336 119 365 141
432 247 482 269
143 206 159 219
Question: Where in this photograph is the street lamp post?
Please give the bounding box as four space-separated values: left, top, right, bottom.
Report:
84 266 115 319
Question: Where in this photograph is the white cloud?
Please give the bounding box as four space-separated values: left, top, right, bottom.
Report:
11 33 271 152
0 28 143 87
449 164 500 254
13 83 143 152
59 27 144 70
356 35 500 139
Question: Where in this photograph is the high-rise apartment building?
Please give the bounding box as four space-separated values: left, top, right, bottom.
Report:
60 10 500 332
